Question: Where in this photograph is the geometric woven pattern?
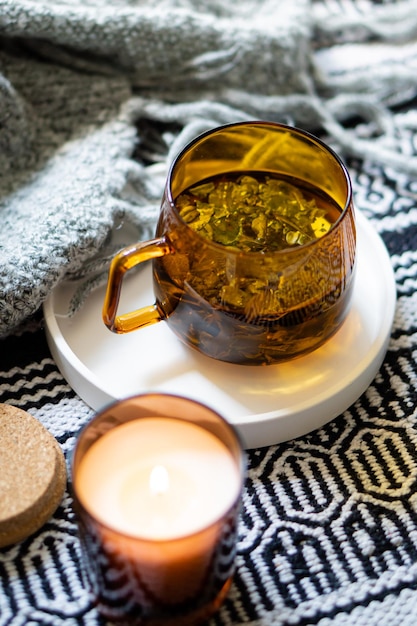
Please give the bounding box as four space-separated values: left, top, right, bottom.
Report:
3 94 417 626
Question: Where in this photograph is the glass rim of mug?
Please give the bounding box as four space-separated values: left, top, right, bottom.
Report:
71 392 246 544
166 120 353 256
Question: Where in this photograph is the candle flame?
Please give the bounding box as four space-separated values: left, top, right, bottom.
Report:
149 465 170 496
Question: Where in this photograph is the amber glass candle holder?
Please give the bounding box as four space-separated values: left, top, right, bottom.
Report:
71 393 245 625
103 122 356 364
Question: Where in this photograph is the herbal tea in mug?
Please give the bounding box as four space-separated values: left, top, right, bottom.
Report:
103 122 356 365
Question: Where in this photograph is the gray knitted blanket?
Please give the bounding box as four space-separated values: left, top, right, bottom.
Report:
1 0 417 336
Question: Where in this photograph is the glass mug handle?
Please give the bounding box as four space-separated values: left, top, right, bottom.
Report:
102 237 172 333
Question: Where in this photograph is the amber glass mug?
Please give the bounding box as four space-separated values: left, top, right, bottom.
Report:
103 122 356 365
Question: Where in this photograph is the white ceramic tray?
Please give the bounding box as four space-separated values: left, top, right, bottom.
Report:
44 210 396 449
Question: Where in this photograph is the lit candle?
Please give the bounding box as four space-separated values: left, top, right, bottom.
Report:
72 395 245 625
75 417 241 540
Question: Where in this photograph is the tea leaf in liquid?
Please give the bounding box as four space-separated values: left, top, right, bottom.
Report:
177 172 336 253
160 171 351 363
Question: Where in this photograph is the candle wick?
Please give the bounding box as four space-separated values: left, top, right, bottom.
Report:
149 464 170 496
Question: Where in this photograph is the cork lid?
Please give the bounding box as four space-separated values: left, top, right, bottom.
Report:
0 404 67 548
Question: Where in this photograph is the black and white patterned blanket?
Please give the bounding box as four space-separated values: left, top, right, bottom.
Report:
1 117 417 625
2 0 417 624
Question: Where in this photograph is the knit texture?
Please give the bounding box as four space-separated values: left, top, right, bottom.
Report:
1 0 417 335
